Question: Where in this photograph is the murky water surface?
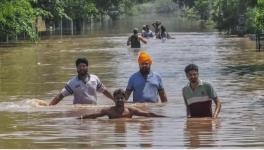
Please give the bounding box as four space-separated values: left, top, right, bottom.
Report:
0 18 264 148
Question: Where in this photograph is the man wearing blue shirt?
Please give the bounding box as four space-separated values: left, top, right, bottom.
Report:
125 51 168 103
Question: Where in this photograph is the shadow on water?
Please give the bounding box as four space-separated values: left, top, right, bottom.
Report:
184 118 220 148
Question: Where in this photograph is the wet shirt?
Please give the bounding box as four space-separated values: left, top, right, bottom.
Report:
142 30 154 38
61 74 105 104
126 71 164 103
182 80 217 117
128 35 140 48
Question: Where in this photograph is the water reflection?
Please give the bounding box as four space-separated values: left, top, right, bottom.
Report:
111 119 127 148
184 118 219 148
139 119 153 148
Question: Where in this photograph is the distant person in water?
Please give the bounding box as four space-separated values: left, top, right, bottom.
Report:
78 89 165 119
157 25 174 39
182 64 221 118
127 28 147 48
152 20 162 36
142 25 154 38
49 58 114 105
125 51 168 103
141 25 146 35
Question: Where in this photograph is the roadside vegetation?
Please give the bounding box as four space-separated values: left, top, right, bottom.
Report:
0 0 262 42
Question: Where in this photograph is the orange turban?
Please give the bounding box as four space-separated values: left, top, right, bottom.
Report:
138 51 152 65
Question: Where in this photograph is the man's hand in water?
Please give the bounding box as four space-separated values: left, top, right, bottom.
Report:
34 99 49 106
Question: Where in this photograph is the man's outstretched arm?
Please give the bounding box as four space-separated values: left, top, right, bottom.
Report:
49 93 64 106
125 89 132 101
139 37 147 44
103 89 114 102
130 107 166 117
78 109 107 119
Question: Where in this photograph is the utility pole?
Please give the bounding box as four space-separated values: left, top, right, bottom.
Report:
71 19 73 35
60 17 62 39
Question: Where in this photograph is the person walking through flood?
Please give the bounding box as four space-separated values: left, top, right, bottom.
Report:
156 25 174 40
152 20 161 36
127 28 147 48
49 57 114 105
182 64 221 118
142 25 154 38
125 51 168 103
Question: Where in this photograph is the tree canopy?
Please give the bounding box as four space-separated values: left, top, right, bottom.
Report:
0 0 262 42
256 0 264 29
0 0 37 40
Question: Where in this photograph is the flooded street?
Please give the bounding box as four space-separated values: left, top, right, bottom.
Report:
0 29 264 148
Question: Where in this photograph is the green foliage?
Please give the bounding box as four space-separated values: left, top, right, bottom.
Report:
155 0 178 13
64 0 98 20
246 7 257 33
174 0 195 8
193 0 210 20
0 0 37 41
0 0 259 41
173 0 258 34
129 0 177 15
256 0 264 29
95 0 127 19
186 7 199 20
119 0 135 15
211 0 257 34
30 0 69 20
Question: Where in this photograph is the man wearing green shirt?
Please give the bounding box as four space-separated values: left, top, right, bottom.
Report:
182 64 221 118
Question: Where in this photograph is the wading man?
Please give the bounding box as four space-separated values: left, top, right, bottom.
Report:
79 89 165 119
127 28 147 48
125 51 168 103
182 64 221 118
49 58 114 105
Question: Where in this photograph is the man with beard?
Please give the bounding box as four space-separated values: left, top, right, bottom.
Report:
182 64 221 118
78 89 165 119
49 58 114 105
125 51 168 103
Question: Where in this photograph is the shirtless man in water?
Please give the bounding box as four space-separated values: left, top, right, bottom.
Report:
78 89 165 119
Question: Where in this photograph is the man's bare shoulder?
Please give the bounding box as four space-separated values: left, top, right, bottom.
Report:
101 107 114 114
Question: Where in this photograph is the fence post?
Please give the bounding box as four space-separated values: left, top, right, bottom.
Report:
71 20 73 35
60 17 62 39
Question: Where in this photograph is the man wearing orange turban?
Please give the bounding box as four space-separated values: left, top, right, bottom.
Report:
138 51 152 65
125 51 168 103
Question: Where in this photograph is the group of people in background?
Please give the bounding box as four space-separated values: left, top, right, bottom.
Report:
151 20 173 39
127 20 174 49
49 51 221 120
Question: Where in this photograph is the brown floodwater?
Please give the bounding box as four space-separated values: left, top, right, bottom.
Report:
0 18 264 148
